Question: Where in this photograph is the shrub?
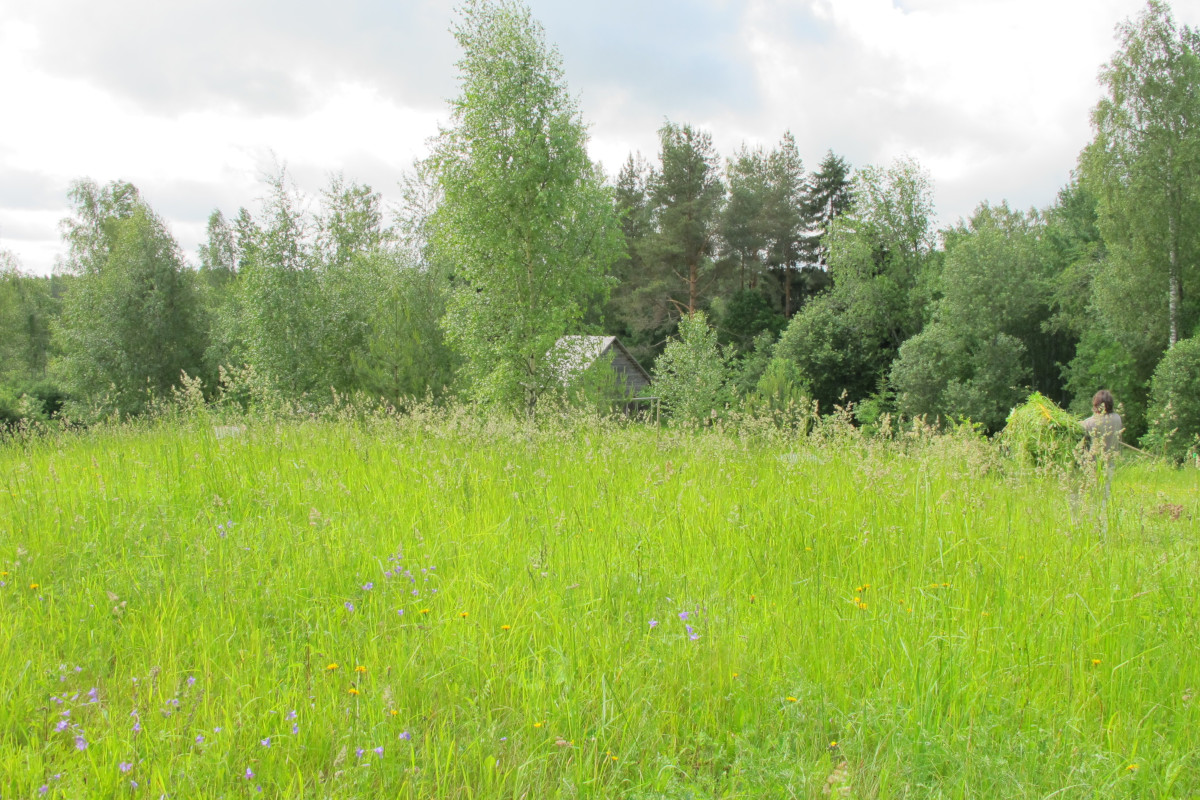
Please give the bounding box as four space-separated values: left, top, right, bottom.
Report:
1144 336 1200 462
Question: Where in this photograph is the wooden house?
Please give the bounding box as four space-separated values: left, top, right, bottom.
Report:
549 335 653 398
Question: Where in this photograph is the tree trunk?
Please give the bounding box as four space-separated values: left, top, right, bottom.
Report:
1168 204 1181 347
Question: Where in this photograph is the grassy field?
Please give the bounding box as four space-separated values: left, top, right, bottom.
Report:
1 411 1197 798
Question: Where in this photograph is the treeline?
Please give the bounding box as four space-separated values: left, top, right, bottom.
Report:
1 0 1198 458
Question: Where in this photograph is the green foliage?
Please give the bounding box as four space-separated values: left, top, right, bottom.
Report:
715 288 785 353
1001 391 1083 467
641 122 726 317
430 0 621 410
55 180 205 417
1144 336 1200 461
892 203 1063 431
769 293 886 413
1083 0 1200 349
773 157 937 413
652 311 733 423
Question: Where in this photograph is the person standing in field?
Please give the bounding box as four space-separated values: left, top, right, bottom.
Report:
1080 389 1123 516
1082 389 1123 457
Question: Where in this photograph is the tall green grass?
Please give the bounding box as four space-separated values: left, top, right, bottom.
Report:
1 411 1197 797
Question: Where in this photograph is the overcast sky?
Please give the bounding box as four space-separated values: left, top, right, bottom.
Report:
2 0 1199 276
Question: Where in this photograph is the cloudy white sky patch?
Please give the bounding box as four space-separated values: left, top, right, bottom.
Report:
2 0 1199 274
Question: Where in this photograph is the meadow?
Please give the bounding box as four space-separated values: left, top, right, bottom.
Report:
1 408 1197 798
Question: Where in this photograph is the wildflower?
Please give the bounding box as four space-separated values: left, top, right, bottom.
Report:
420 608 430 614
396 609 404 616
678 611 689 621
196 734 204 744
260 737 271 747
30 583 39 590
119 762 133 774
244 767 254 780
348 687 360 696
344 601 355 612
356 747 364 759
326 663 339 671
501 624 511 630
130 780 138 789
389 709 399 716
533 721 544 728
363 582 374 591
187 676 196 687
374 746 384 756
355 665 367 674
75 735 87 750
1092 659 1102 666
55 720 69 732
287 710 297 720
1127 764 1139 771
38 786 48 795
786 696 798 702
399 731 411 740
648 619 658 628
460 611 468 618
749 594 756 603
829 741 838 748
686 625 700 641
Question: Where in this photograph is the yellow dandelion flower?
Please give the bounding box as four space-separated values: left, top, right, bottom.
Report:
355 665 367 673
29 583 39 590
501 624 511 630
389 709 399 716
732 672 739 678
326 663 339 671
420 609 430 615
348 687 360 696
749 594 756 603
610 755 618 762
1127 764 1138 771
829 740 838 748
533 721 545 728
1092 659 1102 666
786 696 798 702
460 612 468 618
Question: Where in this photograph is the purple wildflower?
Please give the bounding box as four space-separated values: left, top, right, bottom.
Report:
244 767 254 780
38 785 48 795
292 723 299 734
649 619 659 628
399 731 411 741
131 780 138 789
75 734 87 750
119 762 133 774
196 734 205 744
356 747 364 759
397 609 404 616
344 601 355 612
678 611 689 621
374 746 384 756
187 676 196 687
287 710 297 720
363 582 374 591
686 624 700 640
260 737 271 747
55 720 69 732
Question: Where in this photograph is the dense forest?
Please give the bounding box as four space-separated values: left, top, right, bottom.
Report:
1 0 1198 458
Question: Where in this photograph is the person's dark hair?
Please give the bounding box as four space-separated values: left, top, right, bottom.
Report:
1092 389 1114 414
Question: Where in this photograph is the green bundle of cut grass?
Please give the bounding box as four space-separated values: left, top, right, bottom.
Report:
1001 391 1082 466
